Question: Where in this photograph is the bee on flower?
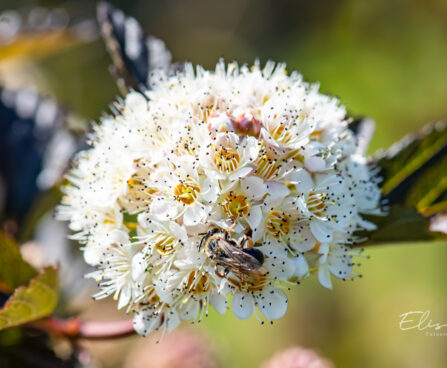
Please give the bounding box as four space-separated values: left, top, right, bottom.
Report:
58 58 383 337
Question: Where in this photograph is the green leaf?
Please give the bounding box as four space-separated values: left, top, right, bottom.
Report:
365 122 447 244
406 154 447 216
0 233 36 293
360 206 445 245
375 121 447 207
0 267 59 331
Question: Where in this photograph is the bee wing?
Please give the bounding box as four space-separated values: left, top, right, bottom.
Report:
215 241 266 289
217 240 263 270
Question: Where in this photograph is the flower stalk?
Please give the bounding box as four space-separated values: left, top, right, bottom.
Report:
30 317 135 340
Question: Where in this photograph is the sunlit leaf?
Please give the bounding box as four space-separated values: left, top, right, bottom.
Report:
365 122 447 244
361 206 445 245
376 121 447 206
0 32 77 63
0 233 35 293
406 154 447 216
0 7 97 64
0 267 59 331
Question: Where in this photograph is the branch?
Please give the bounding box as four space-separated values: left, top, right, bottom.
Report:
29 316 135 340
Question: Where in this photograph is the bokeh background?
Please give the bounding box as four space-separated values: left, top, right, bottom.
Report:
1 0 447 367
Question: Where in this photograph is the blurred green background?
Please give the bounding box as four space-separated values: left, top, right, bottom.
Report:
1 0 447 367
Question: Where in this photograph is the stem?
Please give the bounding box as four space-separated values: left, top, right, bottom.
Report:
31 317 136 340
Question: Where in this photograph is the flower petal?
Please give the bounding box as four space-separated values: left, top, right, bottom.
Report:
133 310 161 336
183 204 206 226
241 176 267 200
243 136 260 161
125 91 147 113
118 286 131 310
246 205 263 229
169 221 188 241
290 225 316 252
179 299 200 321
257 287 288 320
318 265 333 289
251 221 265 243
150 197 178 220
264 182 290 206
229 166 253 181
166 309 181 333
305 156 326 172
232 292 254 319
210 292 228 315
293 255 309 279
131 252 147 281
316 174 345 194
310 221 333 242
201 178 219 202
83 244 103 266
292 168 314 193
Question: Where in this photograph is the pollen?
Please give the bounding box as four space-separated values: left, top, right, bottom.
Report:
310 129 323 142
266 210 291 238
271 123 292 145
186 271 210 294
307 192 327 217
222 192 250 218
174 180 200 205
255 152 279 180
213 146 240 173
176 137 198 156
154 233 179 255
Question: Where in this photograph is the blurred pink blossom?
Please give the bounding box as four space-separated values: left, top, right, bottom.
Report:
261 346 334 368
124 328 217 368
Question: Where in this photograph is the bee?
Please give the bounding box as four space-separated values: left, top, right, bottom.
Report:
199 227 267 291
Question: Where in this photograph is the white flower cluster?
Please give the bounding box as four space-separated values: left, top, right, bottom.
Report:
58 61 382 336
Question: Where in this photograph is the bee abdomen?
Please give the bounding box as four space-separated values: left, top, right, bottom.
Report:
242 248 264 265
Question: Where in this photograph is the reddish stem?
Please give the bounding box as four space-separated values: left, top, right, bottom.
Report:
31 317 135 340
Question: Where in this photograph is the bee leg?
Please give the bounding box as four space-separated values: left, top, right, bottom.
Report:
215 266 226 278
240 235 254 249
226 217 237 233
216 270 224 278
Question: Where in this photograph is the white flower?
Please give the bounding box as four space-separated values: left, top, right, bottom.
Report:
83 226 127 266
59 60 384 336
253 195 316 253
315 240 362 290
230 244 294 321
212 176 267 233
87 235 141 311
294 170 356 242
260 94 315 153
133 305 180 337
149 155 219 226
167 256 227 321
200 132 260 181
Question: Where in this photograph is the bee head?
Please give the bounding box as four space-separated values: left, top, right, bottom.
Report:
199 227 223 251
